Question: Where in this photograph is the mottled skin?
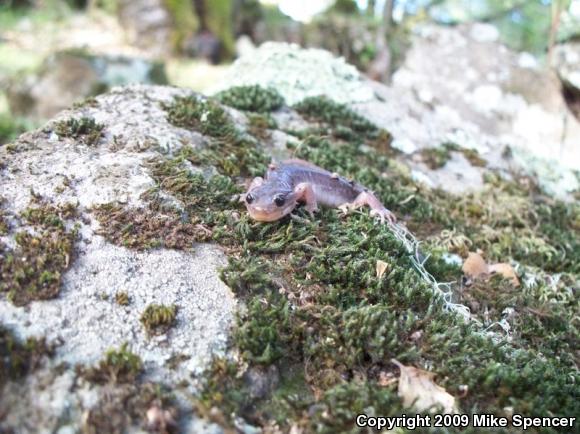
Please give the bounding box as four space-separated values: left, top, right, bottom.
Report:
244 159 396 223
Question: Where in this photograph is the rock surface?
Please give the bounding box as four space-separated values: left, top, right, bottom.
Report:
0 85 233 433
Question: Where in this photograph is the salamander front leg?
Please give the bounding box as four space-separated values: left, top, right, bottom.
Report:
339 191 396 224
294 182 319 217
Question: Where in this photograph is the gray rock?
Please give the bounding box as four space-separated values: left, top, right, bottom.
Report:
0 85 232 434
216 30 579 199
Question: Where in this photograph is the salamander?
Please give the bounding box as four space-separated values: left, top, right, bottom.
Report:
243 159 396 224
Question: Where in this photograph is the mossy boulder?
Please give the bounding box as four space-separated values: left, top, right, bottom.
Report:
1 38 578 434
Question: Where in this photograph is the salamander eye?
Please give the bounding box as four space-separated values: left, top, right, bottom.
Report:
273 195 285 207
246 194 254 204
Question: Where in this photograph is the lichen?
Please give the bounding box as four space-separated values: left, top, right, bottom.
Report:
53 116 105 146
140 304 178 335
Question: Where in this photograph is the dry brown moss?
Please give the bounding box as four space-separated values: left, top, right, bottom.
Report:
0 200 79 306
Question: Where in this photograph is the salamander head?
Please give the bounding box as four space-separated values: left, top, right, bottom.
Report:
244 184 296 222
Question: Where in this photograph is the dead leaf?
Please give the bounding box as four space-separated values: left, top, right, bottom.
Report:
392 359 457 414
376 260 389 278
462 252 520 287
488 263 520 287
462 252 488 279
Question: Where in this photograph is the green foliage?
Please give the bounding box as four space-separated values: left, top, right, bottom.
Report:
165 0 198 50
140 303 178 335
216 85 285 113
205 0 235 59
53 116 105 146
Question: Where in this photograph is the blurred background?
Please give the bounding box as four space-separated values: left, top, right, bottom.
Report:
0 0 579 145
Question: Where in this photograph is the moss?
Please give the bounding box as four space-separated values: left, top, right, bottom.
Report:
421 146 453 170
92 203 206 250
164 95 235 139
0 325 53 387
82 381 178 434
65 88 576 431
0 200 79 306
247 112 278 140
163 96 269 177
421 142 486 170
216 85 285 113
140 304 178 335
79 345 179 433
0 197 8 235
190 123 578 431
293 96 391 144
72 96 99 109
115 291 130 306
79 342 143 384
53 116 105 146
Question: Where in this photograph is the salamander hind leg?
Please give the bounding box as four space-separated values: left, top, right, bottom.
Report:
294 182 319 217
340 191 396 224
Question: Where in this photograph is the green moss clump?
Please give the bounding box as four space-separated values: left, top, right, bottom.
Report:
234 291 293 365
140 304 178 335
0 325 53 387
109 88 579 431
216 85 285 113
53 116 105 146
420 142 486 170
192 124 578 431
0 200 79 306
92 204 205 250
80 343 143 384
164 95 235 139
163 97 269 177
247 113 278 141
79 347 178 432
0 197 8 235
421 145 453 170
294 95 390 143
